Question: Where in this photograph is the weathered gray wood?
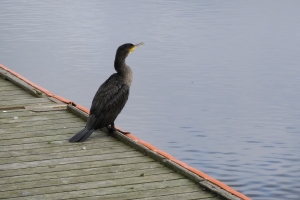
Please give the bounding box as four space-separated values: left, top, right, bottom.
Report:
0 143 138 165
139 192 219 200
0 69 241 200
0 82 24 91
67 103 89 121
0 93 33 101
0 89 33 96
0 151 144 171
0 137 126 159
0 68 45 97
0 97 52 108
0 78 13 85
6 179 201 200
0 172 184 199
0 126 83 141
1 131 120 158
0 131 113 147
199 181 241 200
0 109 72 119
0 120 84 134
0 167 175 193
0 139 135 160
0 161 163 185
61 184 209 200
1 157 157 179
1 112 81 126
0 113 79 126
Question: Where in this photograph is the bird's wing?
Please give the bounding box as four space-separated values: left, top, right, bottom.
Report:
90 75 130 118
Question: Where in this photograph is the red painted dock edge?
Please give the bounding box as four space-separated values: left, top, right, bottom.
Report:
0 63 251 200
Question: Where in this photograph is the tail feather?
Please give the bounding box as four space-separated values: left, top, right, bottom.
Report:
69 127 94 142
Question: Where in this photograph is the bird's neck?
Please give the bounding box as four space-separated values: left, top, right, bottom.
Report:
114 59 133 86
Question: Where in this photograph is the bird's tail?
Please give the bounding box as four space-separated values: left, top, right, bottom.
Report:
69 127 94 142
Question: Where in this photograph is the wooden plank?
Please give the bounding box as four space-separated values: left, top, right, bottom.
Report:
0 132 116 152
0 173 185 199
1 165 175 193
0 78 13 86
0 139 133 159
0 119 84 135
71 184 211 200
0 83 22 91
25 104 67 112
0 68 45 97
65 184 208 200
0 97 52 108
0 112 80 126
0 89 33 96
0 93 33 101
0 161 163 185
0 109 71 118
199 180 241 200
0 126 82 141
0 112 79 126
0 129 111 147
139 192 220 200
0 122 83 139
0 157 157 179
0 163 173 190
0 140 127 159
0 142 138 165
0 151 144 171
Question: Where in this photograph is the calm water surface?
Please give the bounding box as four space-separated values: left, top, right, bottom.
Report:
1 1 300 199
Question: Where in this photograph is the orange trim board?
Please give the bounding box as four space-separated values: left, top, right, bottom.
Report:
0 63 251 200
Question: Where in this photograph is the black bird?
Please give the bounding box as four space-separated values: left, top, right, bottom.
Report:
69 42 144 142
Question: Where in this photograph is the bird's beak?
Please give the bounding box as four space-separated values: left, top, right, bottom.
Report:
130 42 144 52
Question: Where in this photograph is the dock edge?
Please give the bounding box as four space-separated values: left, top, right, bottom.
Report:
0 63 251 200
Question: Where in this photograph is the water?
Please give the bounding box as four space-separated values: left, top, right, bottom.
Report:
1 1 300 199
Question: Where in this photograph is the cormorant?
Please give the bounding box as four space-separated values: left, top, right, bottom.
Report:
69 42 144 142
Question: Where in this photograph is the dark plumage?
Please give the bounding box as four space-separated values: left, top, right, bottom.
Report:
69 42 143 142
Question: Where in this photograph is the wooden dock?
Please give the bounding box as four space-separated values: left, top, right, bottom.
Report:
0 64 249 200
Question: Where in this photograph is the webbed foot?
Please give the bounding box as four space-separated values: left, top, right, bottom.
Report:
107 123 131 134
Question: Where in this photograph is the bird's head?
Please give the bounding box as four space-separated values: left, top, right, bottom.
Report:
115 42 144 60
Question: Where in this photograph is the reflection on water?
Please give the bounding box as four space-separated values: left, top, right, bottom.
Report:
1 1 300 199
